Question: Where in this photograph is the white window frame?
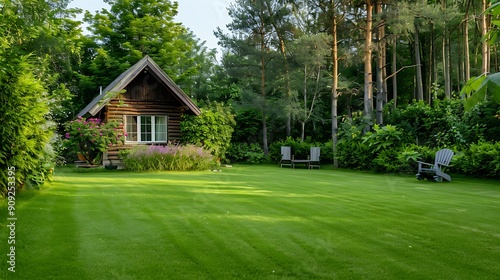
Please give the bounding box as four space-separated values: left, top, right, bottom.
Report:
125 115 168 143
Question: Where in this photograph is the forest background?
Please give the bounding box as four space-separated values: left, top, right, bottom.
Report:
2 0 500 192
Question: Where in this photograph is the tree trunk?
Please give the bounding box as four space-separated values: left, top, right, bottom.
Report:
302 65 307 142
278 36 292 137
414 25 424 101
441 1 451 99
364 0 374 127
261 33 268 156
464 0 471 82
443 33 451 98
392 38 397 108
376 59 383 125
494 45 499 72
481 0 490 75
375 0 384 125
427 27 434 103
262 110 268 156
300 121 305 142
331 0 339 168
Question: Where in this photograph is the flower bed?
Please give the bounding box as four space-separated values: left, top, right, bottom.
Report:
120 144 216 171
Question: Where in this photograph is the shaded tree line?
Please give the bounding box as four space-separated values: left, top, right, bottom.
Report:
2 0 500 193
210 0 500 165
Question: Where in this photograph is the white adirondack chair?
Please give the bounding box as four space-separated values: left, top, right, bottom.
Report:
309 147 321 169
280 146 292 168
416 148 454 182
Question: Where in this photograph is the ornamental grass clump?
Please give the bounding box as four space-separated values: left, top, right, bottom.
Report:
121 144 216 171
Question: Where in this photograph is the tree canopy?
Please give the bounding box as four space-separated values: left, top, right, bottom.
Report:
2 0 500 191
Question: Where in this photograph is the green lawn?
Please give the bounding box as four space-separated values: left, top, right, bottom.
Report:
1 165 499 279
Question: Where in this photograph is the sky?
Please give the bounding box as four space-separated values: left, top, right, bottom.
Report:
67 0 235 59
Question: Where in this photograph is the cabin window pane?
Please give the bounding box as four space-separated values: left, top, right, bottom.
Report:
126 116 138 141
141 116 152 141
155 116 167 142
125 115 167 143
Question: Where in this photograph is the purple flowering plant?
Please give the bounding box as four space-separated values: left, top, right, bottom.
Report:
64 116 126 165
120 143 215 171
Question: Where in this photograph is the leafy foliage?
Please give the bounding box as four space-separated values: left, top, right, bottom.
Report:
335 120 372 170
79 0 196 105
362 125 404 152
0 55 54 193
454 141 500 178
463 73 500 110
64 117 126 165
232 109 262 143
226 143 266 163
359 124 407 172
384 99 498 147
181 104 236 160
0 0 87 193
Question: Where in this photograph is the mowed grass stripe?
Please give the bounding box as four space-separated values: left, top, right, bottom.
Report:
0 165 499 279
71 173 196 279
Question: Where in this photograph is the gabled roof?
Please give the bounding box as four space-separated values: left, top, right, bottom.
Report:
77 55 201 117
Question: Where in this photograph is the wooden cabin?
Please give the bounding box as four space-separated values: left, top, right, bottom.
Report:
77 55 201 167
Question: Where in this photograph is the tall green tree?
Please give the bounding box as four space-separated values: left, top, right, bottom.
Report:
29 0 84 124
360 0 375 124
217 0 281 156
80 0 195 104
265 0 297 137
482 0 491 75
178 31 218 100
289 33 331 141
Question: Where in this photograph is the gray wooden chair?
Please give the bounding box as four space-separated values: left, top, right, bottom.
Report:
280 146 292 168
416 148 454 182
309 147 321 169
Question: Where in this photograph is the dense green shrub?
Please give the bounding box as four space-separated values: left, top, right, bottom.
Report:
362 125 407 152
360 124 410 173
0 55 54 194
26 140 58 187
395 144 438 174
337 139 372 170
181 103 235 160
226 143 266 163
385 99 500 147
320 141 333 164
384 100 437 146
120 144 216 171
371 149 402 173
454 141 500 178
462 100 500 143
335 119 371 170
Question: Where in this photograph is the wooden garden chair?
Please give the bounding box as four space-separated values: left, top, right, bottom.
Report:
309 147 321 169
416 148 454 182
280 146 292 168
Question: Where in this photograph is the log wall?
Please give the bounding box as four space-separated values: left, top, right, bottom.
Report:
103 96 191 166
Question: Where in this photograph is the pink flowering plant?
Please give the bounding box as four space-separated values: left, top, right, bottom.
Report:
64 116 126 165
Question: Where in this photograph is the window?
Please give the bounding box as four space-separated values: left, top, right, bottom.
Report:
155 116 167 142
126 116 138 141
140 116 152 141
125 115 168 143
